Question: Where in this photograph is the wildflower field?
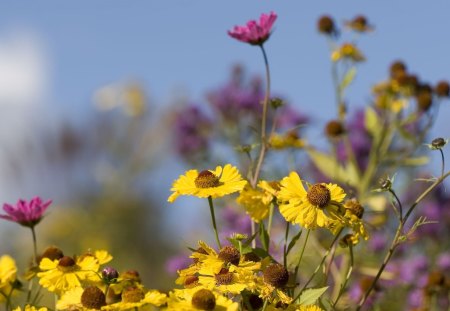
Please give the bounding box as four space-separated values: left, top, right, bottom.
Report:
1 6 450 311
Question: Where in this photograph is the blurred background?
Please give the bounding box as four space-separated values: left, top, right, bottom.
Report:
0 0 449 292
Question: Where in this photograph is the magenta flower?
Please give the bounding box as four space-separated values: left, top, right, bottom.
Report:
228 11 277 45
0 197 52 227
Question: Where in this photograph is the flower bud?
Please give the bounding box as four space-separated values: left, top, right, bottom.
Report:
431 137 446 149
435 80 450 97
102 266 119 283
317 15 336 35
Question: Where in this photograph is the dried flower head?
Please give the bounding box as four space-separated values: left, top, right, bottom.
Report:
317 15 336 35
435 80 450 97
81 286 106 310
263 263 289 288
325 120 345 137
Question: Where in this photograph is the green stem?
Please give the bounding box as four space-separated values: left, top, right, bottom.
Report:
358 170 450 309
333 243 354 307
207 196 222 249
439 148 445 178
267 204 274 235
389 189 403 222
31 226 38 265
261 299 269 311
294 230 342 302
283 222 290 268
293 230 310 292
251 44 271 187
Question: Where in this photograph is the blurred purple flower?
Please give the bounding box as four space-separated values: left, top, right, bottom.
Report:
276 105 309 129
165 254 191 275
219 205 251 242
173 105 212 158
368 232 387 252
336 109 372 170
0 197 52 228
228 12 277 46
207 73 264 119
397 255 428 284
437 252 450 272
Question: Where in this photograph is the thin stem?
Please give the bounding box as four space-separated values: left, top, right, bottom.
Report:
333 244 354 307
251 44 271 187
389 189 403 222
283 222 290 268
267 204 274 235
31 226 38 265
251 221 256 248
358 170 450 309
293 230 311 293
294 230 342 302
439 149 445 178
261 299 269 311
207 196 222 249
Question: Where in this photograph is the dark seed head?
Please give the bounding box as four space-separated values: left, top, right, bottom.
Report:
325 120 345 138
215 268 234 285
40 246 64 263
191 289 216 310
81 286 106 310
344 199 364 219
435 80 450 97
390 61 407 80
58 256 76 267
195 170 220 188
263 263 289 288
307 184 331 208
431 137 446 149
317 15 335 35
218 246 240 266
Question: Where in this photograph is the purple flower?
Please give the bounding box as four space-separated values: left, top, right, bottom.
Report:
173 105 212 159
0 197 52 228
228 12 277 46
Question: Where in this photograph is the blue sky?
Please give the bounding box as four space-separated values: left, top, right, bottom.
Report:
0 1 449 237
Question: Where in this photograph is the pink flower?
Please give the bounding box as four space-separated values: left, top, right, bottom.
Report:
228 11 277 45
0 197 52 227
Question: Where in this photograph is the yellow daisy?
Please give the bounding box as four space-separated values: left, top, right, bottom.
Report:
0 255 17 300
257 262 292 305
103 287 167 310
269 131 306 150
37 255 100 294
278 172 346 229
168 164 247 203
13 306 48 311
331 43 365 62
167 287 238 311
329 199 369 245
56 286 106 310
267 304 324 311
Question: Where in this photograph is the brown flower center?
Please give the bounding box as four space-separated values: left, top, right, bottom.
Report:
215 268 234 285
194 170 220 188
191 289 216 310
263 263 289 288
307 184 331 208
218 246 240 266
57 256 77 272
184 275 199 288
344 199 364 219
81 286 106 310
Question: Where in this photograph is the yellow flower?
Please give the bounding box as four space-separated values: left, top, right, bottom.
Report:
278 172 346 229
13 306 48 311
269 132 306 150
103 287 167 310
0 255 17 302
166 287 238 311
267 304 324 311
37 255 100 294
168 164 247 203
331 43 365 62
329 199 369 245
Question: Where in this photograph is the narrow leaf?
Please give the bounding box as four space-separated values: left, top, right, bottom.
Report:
286 230 302 255
298 287 329 305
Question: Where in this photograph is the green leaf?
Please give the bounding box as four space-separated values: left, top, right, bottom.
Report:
339 67 357 92
286 230 302 255
307 148 359 187
403 156 429 166
365 106 381 142
298 287 329 305
319 297 333 311
252 247 269 259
